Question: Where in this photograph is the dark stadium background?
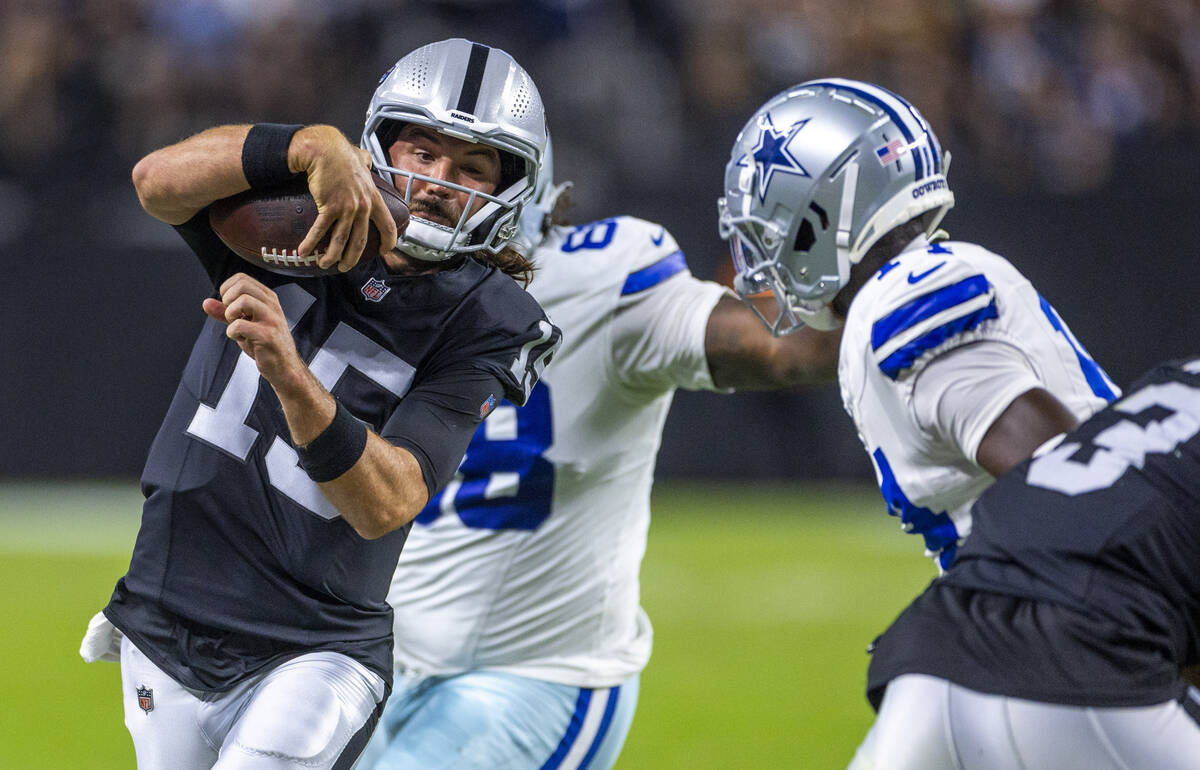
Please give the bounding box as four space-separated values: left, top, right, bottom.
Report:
2 0 1197 481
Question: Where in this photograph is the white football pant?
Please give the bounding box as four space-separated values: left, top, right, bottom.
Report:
120 636 384 769
849 673 1200 770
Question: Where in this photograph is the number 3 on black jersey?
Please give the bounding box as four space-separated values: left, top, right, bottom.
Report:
1028 381 1200 496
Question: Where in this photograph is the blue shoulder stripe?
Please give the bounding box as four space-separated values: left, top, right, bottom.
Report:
871 274 990 350
872 274 997 380
620 250 687 295
877 303 999 379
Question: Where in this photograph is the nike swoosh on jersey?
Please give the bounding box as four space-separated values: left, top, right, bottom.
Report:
650 228 665 247
907 261 946 284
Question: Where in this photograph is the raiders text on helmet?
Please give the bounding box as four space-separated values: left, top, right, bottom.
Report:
718 79 954 333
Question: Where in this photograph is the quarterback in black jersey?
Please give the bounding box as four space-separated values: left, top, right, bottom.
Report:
80 42 559 770
851 359 1200 769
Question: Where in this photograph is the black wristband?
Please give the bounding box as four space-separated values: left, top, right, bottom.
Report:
295 401 369 483
241 123 304 189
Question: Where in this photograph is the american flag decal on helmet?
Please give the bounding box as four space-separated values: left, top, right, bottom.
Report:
136 685 154 714
876 138 908 167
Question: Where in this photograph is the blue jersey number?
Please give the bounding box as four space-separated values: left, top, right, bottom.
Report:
1038 296 1118 402
417 380 555 531
561 218 618 253
872 448 960 570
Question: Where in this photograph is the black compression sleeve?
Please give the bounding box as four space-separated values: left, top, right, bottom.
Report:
381 367 506 497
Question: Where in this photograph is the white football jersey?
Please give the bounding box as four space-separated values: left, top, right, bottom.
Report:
387 216 729 687
839 236 1119 569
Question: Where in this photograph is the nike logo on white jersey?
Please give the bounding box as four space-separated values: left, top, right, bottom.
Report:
650 228 665 247
908 262 946 284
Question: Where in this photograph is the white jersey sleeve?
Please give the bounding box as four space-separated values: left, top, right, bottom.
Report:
911 341 1043 464
386 216 725 687
609 267 729 393
839 237 1120 570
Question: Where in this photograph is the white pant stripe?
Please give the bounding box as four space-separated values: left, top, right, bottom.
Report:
558 688 612 770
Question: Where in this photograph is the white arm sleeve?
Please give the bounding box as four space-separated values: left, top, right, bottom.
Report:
911 341 1044 465
610 273 732 392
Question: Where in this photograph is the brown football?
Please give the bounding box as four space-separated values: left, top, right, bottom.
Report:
208 171 410 277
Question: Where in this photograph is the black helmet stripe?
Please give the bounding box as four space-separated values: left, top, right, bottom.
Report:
455 43 491 116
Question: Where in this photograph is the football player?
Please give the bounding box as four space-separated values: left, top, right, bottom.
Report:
357 43 842 770
79 39 559 770
719 78 1120 571
851 358 1200 768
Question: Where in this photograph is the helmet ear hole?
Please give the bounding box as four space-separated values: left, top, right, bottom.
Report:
794 219 816 252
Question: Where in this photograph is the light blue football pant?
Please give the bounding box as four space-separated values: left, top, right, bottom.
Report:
356 669 638 770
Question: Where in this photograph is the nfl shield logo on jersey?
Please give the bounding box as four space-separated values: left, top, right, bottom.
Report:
480 394 497 418
361 277 390 303
136 685 154 714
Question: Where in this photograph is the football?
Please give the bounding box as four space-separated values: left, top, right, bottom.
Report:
208 172 410 277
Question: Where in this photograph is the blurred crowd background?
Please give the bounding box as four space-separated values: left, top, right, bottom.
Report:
2 0 1197 480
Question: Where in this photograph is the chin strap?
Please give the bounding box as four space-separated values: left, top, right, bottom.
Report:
794 301 844 332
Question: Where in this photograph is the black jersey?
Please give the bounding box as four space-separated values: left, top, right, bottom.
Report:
104 212 559 692
867 359 1200 710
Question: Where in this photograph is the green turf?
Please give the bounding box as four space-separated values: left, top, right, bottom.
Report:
0 480 935 769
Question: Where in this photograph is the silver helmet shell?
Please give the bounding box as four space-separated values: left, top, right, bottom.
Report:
718 78 954 333
512 134 573 256
363 38 548 261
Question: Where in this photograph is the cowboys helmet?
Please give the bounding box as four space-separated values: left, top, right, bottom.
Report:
512 134 574 255
718 78 954 333
363 39 548 261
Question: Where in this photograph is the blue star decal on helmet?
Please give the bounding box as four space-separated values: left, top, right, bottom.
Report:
738 115 811 203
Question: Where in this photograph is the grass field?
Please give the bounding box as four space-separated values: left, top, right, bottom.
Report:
1 480 935 769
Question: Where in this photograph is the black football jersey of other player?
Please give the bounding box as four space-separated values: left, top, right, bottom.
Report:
866 359 1200 710
104 211 560 693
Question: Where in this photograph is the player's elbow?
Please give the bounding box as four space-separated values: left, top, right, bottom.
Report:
349 488 428 540
338 442 430 539
131 153 190 224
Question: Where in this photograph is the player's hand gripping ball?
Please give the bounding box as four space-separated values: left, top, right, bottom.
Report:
208 171 410 276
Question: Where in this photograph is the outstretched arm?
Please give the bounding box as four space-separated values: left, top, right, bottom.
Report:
704 295 841 390
131 124 397 271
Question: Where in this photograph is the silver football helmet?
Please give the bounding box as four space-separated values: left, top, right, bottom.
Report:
363 39 548 261
718 78 954 333
512 134 573 255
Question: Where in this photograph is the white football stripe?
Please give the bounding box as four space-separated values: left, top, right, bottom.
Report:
559 688 613 770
